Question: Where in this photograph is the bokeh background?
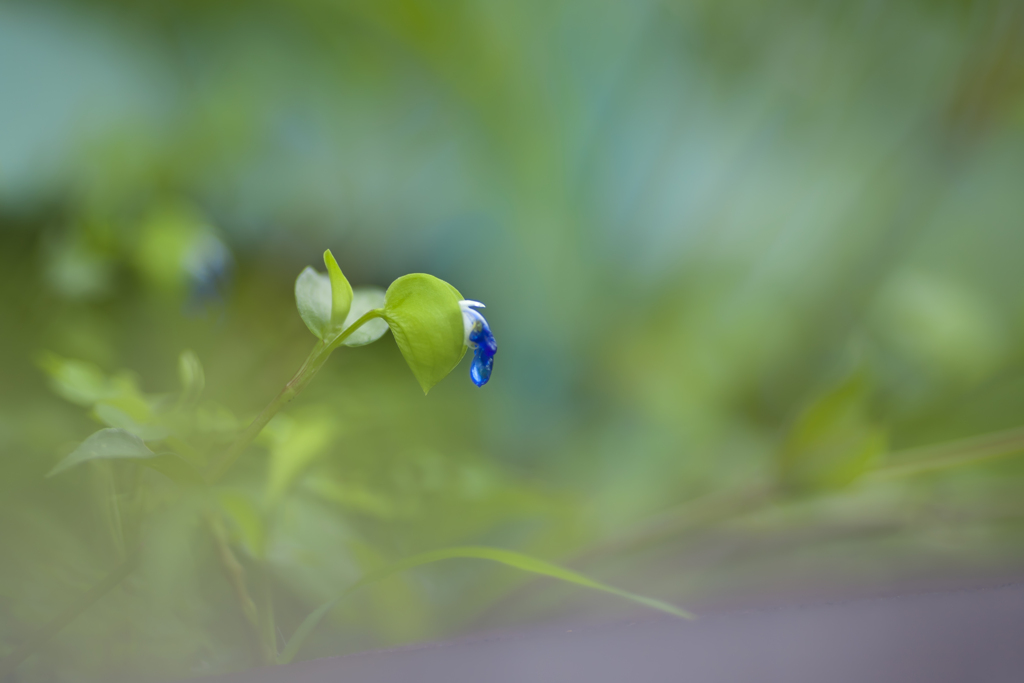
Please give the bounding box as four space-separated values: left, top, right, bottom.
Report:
3 0 1024 679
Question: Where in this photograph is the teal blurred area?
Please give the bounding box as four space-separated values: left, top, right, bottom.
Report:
3 0 1024 678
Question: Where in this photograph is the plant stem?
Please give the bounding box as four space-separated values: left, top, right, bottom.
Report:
208 516 263 659
0 310 384 679
869 425 1024 479
258 566 278 665
206 309 383 483
205 340 326 483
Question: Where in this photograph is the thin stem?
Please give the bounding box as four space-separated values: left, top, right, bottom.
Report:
573 482 778 564
869 425 1024 479
258 566 278 665
206 308 383 483
207 517 263 660
205 340 326 483
0 309 385 679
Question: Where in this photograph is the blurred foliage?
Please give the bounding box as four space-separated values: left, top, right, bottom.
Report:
4 0 1024 679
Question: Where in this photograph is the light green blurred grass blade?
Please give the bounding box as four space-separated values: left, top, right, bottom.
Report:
278 545 693 664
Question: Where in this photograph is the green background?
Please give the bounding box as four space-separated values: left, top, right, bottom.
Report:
3 0 1024 679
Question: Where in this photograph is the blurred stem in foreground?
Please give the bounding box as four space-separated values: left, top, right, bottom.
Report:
0 314 384 679
868 426 1024 480
516 425 1024 579
207 308 383 482
208 516 266 663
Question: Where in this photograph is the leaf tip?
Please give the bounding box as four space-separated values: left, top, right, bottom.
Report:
322 249 338 271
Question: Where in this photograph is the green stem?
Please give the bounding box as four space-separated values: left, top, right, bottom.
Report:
257 565 278 665
869 425 1024 479
206 309 383 483
0 309 384 679
207 517 262 659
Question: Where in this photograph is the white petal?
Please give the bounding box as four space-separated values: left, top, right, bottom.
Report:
461 307 486 346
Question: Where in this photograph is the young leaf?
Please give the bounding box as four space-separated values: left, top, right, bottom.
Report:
177 349 205 408
48 428 157 477
382 274 466 394
339 288 389 347
323 249 353 333
778 370 886 492
295 267 332 340
277 545 693 664
35 352 112 406
92 403 172 441
265 415 336 502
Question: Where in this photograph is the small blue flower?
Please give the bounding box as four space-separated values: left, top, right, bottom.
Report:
183 233 233 313
460 300 497 387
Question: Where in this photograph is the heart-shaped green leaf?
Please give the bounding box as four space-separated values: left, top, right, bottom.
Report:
339 288 389 347
382 274 466 394
48 428 157 477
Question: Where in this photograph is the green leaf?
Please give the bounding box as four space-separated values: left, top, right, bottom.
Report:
92 403 171 441
265 414 336 502
35 352 112 406
277 545 693 664
323 249 353 334
294 266 332 340
48 428 157 477
295 254 365 342
339 288 389 347
382 274 467 394
177 349 205 408
778 370 887 492
37 352 154 424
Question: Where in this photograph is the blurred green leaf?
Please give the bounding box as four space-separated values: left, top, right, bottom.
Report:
92 403 171 441
48 428 156 477
265 414 336 503
37 352 118 406
778 371 886 493
37 351 151 420
44 237 114 301
176 350 205 409
278 545 693 664
873 271 1004 382
382 274 466 394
